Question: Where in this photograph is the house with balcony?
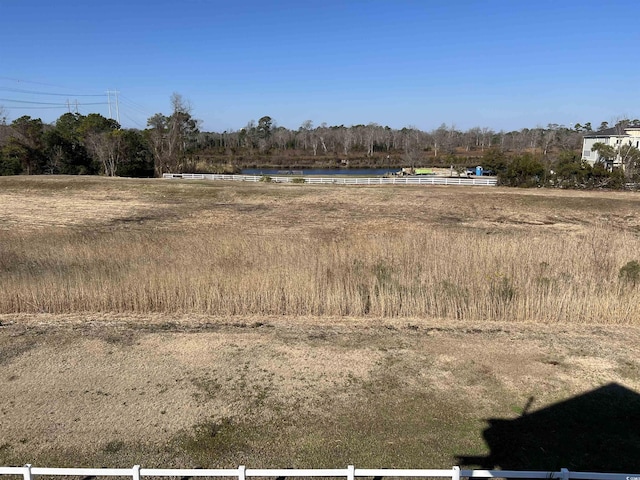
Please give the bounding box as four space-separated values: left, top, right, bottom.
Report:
582 125 640 168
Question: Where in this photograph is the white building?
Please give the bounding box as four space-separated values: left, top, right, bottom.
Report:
582 126 640 168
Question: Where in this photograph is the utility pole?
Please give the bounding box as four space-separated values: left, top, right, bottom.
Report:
106 90 112 119
114 90 120 125
106 89 120 123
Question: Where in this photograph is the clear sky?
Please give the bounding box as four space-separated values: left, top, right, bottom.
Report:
1 0 639 132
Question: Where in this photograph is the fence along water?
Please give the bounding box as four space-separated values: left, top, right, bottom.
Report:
162 173 498 186
1 465 637 480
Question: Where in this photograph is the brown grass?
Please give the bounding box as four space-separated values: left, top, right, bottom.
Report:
1 314 639 468
2 177 640 468
2 176 640 322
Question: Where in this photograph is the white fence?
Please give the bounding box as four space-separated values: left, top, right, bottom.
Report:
162 173 497 186
0 465 637 480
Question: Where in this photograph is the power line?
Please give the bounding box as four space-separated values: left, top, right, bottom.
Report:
0 76 114 100
121 111 145 129
3 105 70 110
119 94 153 115
0 75 77 89
0 76 110 120
0 87 104 97
119 96 151 116
0 83 151 129
0 98 69 105
0 98 107 106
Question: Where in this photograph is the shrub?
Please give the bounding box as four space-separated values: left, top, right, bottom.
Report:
501 154 545 187
0 152 23 176
490 274 516 303
619 260 640 287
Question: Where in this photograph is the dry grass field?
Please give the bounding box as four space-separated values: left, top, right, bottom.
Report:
2 176 640 321
1 176 640 471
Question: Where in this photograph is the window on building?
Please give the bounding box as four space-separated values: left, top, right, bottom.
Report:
583 150 591 157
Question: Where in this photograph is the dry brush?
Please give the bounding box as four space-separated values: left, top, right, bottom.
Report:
1 192 639 323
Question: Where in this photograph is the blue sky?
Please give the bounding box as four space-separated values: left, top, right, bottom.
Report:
1 0 639 132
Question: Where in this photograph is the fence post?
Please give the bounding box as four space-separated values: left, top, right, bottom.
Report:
347 465 355 480
238 465 246 480
23 464 32 480
561 468 569 480
452 466 460 480
132 465 141 480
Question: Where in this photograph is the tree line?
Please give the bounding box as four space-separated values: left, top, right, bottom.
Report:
1 95 639 188
0 111 154 177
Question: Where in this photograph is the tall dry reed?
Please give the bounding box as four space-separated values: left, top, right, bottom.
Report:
1 221 639 323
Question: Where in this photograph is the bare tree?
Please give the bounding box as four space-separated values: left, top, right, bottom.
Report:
464 127 481 152
298 120 313 151
45 144 64 175
85 130 124 177
272 127 292 151
542 124 558 156
432 123 450 157
341 127 353 157
146 93 199 176
317 123 329 154
363 123 381 157
480 127 493 151
618 144 640 179
400 127 422 167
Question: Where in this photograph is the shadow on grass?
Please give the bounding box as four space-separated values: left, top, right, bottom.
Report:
458 383 640 473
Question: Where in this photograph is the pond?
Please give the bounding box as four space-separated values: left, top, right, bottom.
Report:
241 168 400 176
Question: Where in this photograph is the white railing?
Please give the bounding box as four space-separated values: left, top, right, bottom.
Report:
163 174 497 186
1 465 637 480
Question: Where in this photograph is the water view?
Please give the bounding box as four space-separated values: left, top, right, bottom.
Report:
241 168 399 176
